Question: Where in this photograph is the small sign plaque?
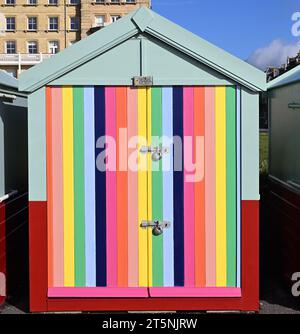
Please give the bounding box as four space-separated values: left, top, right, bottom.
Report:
133 76 153 87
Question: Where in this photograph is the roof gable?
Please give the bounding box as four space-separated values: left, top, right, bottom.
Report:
19 7 266 92
267 64 300 90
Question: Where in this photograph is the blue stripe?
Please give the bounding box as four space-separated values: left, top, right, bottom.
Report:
236 87 241 288
162 87 174 287
173 87 184 287
84 87 96 286
94 87 107 287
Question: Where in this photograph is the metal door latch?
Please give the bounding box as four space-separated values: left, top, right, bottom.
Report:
140 146 169 162
140 220 171 236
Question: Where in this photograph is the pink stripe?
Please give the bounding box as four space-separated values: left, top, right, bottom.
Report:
127 88 139 287
183 87 195 287
51 87 64 287
105 87 117 287
48 287 148 298
205 87 216 286
150 287 241 298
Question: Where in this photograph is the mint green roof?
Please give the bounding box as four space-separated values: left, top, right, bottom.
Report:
19 7 266 92
267 64 300 90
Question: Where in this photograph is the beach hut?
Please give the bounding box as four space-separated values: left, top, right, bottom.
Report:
0 71 27 306
267 67 300 288
19 8 265 312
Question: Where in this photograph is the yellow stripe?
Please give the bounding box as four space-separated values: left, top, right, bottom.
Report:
62 87 75 287
215 87 227 287
147 87 153 287
138 88 148 287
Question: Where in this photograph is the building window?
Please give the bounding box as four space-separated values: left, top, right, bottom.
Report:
48 41 59 54
27 41 38 54
95 15 105 27
69 0 79 4
5 0 15 5
49 17 59 31
111 0 120 3
125 0 136 3
27 0 37 5
6 17 16 31
28 17 38 31
48 0 58 4
95 0 105 3
111 15 121 23
5 41 16 54
70 17 79 30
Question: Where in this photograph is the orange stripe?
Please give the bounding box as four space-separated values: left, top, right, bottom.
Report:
194 87 206 287
46 86 53 287
117 87 128 287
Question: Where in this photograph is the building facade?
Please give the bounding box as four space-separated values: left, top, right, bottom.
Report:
0 0 150 77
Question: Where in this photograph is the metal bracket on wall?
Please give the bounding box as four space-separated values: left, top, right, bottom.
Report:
288 102 300 110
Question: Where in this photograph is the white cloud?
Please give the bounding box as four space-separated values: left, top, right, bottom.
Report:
247 39 300 71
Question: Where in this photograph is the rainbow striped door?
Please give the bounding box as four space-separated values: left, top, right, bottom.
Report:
148 86 240 297
46 85 240 298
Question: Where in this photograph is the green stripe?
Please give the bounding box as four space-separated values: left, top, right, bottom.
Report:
73 87 86 286
226 86 237 287
151 87 164 287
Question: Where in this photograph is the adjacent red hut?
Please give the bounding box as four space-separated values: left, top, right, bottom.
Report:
0 71 27 307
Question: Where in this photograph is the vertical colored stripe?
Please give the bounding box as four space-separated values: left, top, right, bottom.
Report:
73 87 86 287
226 87 237 287
151 87 164 287
127 87 139 287
147 87 153 287
62 87 75 287
95 87 106 287
215 87 227 287
116 87 128 287
194 87 206 287
183 87 195 287
84 87 96 287
205 87 216 287
236 87 241 288
162 87 174 287
105 87 117 287
173 87 184 286
51 87 64 287
46 87 53 288
137 87 148 287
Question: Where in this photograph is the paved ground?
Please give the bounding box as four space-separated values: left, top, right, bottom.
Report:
1 284 299 314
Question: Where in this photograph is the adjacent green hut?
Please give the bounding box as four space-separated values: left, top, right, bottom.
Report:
19 8 265 312
267 65 300 288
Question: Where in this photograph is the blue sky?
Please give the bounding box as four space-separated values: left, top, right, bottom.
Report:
151 0 300 69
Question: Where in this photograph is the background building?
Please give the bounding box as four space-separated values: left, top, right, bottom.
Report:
0 0 150 77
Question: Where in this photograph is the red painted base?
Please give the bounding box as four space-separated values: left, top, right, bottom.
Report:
268 179 300 286
29 200 259 312
0 203 6 306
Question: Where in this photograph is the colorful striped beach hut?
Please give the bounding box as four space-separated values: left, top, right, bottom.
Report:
19 8 265 312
